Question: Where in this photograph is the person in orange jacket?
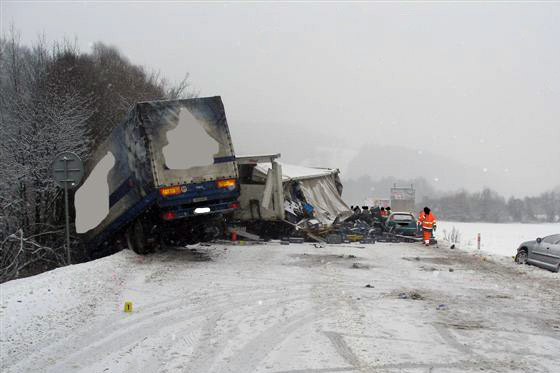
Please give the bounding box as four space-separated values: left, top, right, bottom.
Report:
379 207 388 218
417 206 436 246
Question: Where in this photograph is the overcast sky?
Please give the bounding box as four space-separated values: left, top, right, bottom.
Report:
2 1 559 197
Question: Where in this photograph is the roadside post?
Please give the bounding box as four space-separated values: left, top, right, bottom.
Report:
51 152 84 265
477 233 481 250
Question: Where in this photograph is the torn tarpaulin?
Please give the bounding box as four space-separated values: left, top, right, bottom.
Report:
252 162 352 225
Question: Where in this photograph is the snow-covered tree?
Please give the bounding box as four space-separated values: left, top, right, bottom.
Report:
0 27 195 281
0 30 93 281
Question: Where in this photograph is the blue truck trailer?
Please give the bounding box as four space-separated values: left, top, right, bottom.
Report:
75 96 239 255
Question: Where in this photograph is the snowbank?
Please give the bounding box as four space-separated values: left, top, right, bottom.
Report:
436 221 560 257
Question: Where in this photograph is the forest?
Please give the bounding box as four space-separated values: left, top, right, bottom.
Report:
0 28 192 281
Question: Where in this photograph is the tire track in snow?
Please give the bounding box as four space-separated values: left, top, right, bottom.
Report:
43 292 310 373
323 331 361 368
8 285 306 373
220 307 332 373
141 295 311 373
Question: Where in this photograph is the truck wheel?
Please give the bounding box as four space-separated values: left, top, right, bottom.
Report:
126 219 153 255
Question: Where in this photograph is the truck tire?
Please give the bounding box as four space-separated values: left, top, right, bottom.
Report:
126 219 154 255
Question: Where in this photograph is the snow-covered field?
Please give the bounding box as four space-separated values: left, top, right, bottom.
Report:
1 240 559 373
436 221 560 257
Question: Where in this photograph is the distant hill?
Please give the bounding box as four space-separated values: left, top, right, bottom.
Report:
231 123 557 199
344 144 501 193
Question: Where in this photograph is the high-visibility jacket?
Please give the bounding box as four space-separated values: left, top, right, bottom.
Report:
418 211 436 230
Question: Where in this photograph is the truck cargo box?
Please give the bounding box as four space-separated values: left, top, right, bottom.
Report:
75 96 239 253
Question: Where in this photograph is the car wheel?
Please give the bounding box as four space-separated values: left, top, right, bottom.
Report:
515 249 528 265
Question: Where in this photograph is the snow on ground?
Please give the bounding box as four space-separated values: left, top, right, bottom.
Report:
2 241 559 373
436 221 560 257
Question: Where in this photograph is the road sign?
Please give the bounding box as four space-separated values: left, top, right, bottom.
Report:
52 152 84 265
51 152 84 189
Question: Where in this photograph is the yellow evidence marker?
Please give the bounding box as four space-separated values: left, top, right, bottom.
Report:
124 302 133 313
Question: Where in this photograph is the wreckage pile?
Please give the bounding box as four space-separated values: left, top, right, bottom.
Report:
227 156 426 245
228 209 423 246
278 208 422 245
228 161 423 246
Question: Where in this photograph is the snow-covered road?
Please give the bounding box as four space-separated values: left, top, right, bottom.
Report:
2 241 559 373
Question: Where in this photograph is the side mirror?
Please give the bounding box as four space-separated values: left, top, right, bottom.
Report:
536 237 542 244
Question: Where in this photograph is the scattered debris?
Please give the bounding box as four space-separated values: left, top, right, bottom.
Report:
486 294 511 299
419 266 438 272
444 322 484 330
402 256 454 265
227 226 261 241
365 284 374 288
351 263 370 269
398 291 424 300
213 239 262 246
449 268 454 272
326 234 343 244
436 304 448 311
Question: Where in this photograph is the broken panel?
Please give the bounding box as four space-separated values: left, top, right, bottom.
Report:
75 152 115 234
140 99 237 186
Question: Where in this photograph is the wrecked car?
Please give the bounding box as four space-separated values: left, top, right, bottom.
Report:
75 97 239 255
384 212 420 237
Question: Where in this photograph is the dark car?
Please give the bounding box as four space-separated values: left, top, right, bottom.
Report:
385 212 420 237
515 234 560 272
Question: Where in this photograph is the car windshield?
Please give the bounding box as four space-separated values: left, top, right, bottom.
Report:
391 214 414 221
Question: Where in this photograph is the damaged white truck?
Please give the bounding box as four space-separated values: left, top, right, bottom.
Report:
232 154 352 240
75 97 240 255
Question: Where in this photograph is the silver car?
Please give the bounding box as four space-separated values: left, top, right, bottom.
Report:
515 234 560 272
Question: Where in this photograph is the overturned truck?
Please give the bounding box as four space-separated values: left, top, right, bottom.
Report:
233 154 352 239
75 97 240 255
